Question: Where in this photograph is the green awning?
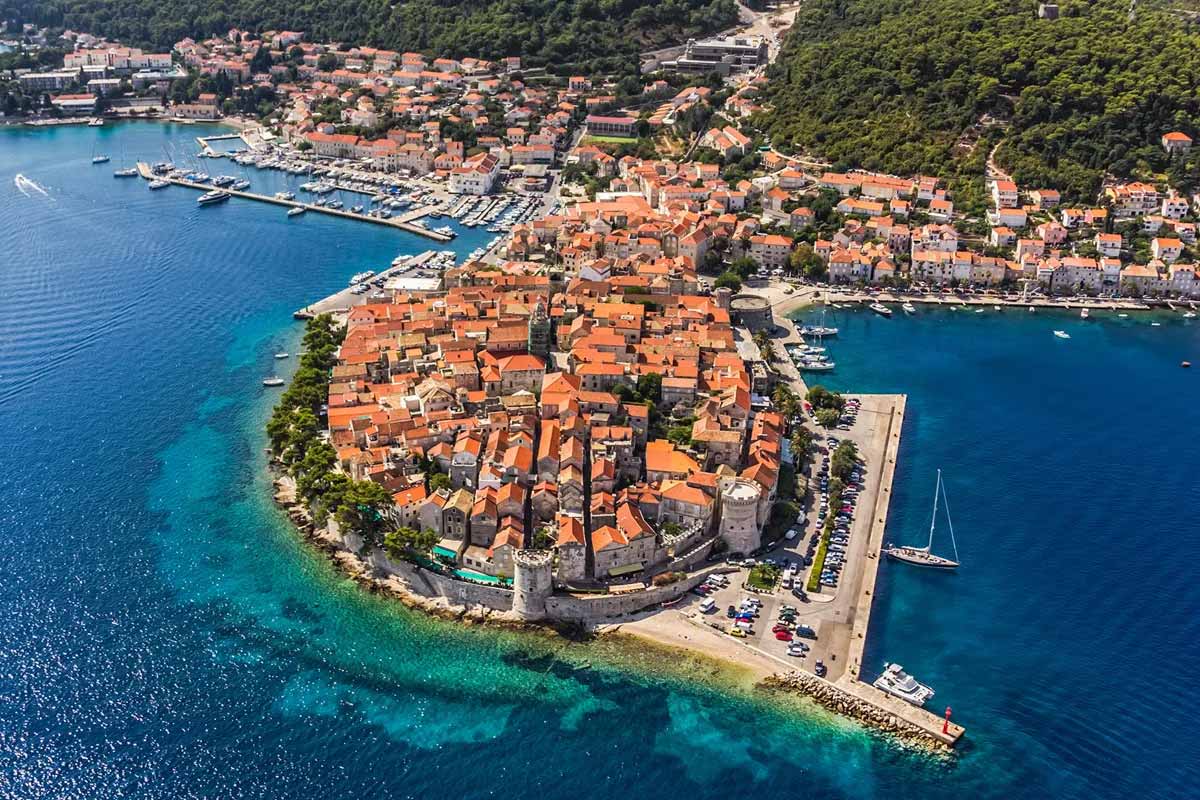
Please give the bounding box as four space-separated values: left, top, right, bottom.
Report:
432 545 458 560
608 563 645 577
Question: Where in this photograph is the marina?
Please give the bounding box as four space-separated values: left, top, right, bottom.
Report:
133 162 453 241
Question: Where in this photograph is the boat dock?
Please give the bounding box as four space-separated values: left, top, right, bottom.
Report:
836 396 963 745
293 250 441 319
134 163 452 242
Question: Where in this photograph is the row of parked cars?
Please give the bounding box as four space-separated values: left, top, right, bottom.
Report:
694 573 732 614
816 432 865 590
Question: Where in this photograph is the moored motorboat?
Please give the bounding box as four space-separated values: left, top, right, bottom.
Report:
197 189 231 205
262 376 285 387
873 663 935 706
1053 330 1070 339
869 303 892 317
1080 307 1090 319
287 206 306 217
113 167 138 177
902 302 916 314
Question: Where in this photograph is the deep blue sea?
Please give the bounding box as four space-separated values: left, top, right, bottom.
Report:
1 123 1196 799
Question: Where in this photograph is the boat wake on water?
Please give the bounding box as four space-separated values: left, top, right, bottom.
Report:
14 173 50 198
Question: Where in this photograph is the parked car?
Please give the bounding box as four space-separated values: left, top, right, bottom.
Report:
774 630 794 642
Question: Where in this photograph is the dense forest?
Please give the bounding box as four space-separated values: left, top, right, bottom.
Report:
1 0 738 74
758 0 1200 201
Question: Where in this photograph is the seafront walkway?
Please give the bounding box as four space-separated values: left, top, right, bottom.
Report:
134 163 452 242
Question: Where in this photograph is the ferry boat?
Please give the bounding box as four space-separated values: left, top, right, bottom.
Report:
869 303 893 317
197 190 231 205
262 376 285 387
91 154 110 164
884 469 960 569
112 167 138 177
287 206 306 217
1053 330 1070 339
148 179 170 190
873 663 935 706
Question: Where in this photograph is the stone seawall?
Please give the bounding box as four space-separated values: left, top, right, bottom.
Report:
369 552 515 611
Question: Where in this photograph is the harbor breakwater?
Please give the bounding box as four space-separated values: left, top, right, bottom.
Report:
763 672 954 751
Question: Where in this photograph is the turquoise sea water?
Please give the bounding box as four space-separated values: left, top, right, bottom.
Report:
0 123 1195 799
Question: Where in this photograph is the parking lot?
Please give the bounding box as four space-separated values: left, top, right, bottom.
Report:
677 394 898 679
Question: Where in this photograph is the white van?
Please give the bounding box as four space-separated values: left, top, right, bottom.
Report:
699 598 717 614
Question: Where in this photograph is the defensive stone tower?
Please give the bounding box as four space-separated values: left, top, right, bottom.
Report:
719 478 763 555
512 549 554 620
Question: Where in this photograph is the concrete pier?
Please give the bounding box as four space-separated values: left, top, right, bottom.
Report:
135 162 452 242
294 250 441 318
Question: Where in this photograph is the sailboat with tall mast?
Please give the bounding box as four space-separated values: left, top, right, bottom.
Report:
884 469 960 569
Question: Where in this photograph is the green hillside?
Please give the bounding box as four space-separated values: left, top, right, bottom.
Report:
1 0 738 75
758 0 1200 202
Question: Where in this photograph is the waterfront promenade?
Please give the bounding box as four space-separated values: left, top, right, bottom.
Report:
134 163 452 242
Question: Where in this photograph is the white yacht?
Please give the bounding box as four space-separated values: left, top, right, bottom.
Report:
869 302 893 317
262 376 285 387
287 206 306 217
197 189 231 205
148 179 170 190
884 469 960 569
902 302 916 314
91 154 110 164
873 663 935 706
1054 330 1070 339
1080 307 1090 319
113 167 139 177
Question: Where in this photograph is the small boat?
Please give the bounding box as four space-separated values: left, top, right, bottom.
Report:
873 663 935 707
1182 361 1192 368
197 190 231 205
1151 322 1162 327
275 191 295 200
869 303 893 317
231 179 250 190
1080 308 1090 319
1054 330 1070 339
113 167 138 178
91 155 110 164
274 352 289 359
885 469 960 569
1184 312 1197 319
993 304 1002 311
148 179 170 190
1118 313 1129 318
1028 306 1035 312
262 376 285 387
287 206 306 217
974 308 984 314
902 303 916 314
799 360 836 372
87 118 104 127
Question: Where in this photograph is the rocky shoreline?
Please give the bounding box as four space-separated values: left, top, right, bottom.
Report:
272 473 960 751
763 672 954 753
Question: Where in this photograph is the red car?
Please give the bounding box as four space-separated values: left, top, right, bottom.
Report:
772 624 791 634
774 630 794 642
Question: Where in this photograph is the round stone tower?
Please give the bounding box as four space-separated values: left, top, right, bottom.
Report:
719 478 763 555
512 549 554 621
